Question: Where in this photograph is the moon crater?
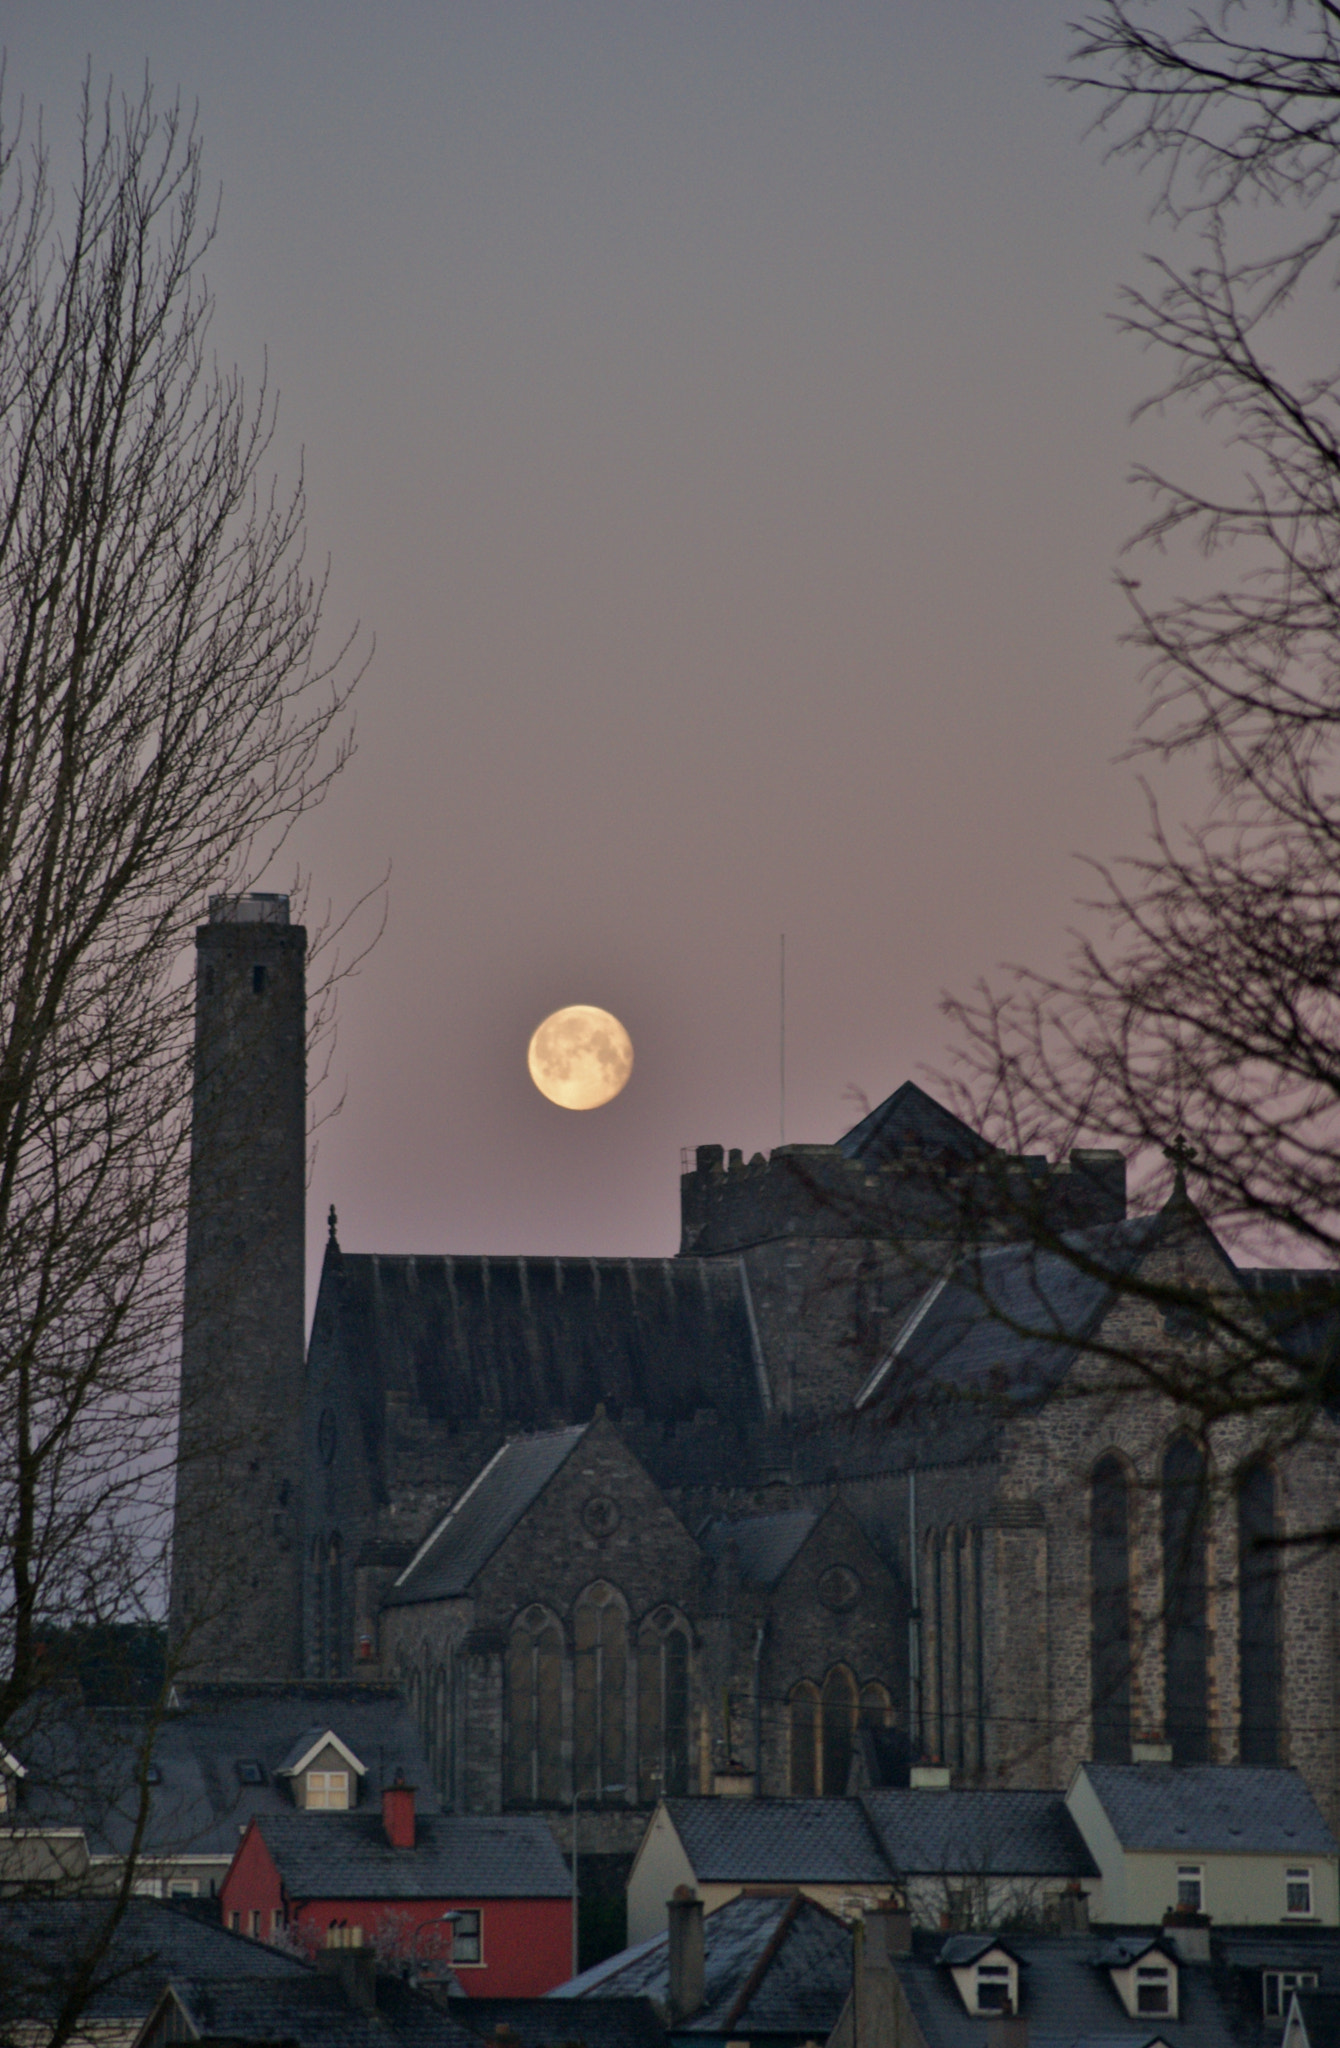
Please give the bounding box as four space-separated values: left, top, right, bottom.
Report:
527 1005 633 1110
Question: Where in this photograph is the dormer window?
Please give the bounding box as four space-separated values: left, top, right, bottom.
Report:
1137 1965 1172 2015
307 1769 350 1810
274 1727 367 1811
976 1964 1013 2014
1106 1943 1180 2022
944 1941 1021 2018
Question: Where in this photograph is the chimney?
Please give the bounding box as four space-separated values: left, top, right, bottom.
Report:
866 1901 913 1958
1058 1887 1090 1935
1162 1909 1211 1964
667 1885 705 2022
910 1764 951 1791
988 2018 1028 2048
316 1943 377 2013
383 1768 416 1849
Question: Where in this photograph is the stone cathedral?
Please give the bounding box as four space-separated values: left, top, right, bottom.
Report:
169 895 1340 1868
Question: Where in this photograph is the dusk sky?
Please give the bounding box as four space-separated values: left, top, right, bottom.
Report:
10 6 1202 1291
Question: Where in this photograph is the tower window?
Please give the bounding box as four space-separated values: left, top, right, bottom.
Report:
253 964 267 993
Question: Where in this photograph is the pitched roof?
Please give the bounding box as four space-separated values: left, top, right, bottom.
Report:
837 1083 996 1169
553 1891 854 2039
892 1929 1240 2048
10 1684 441 1860
148 1971 480 2048
0 1899 309 2028
697 1510 819 1588
661 1796 892 1883
859 1789 1099 1878
1079 1766 1339 1855
447 1995 667 2048
253 1809 572 1899
275 1726 368 1776
1291 1990 1340 2048
857 1219 1164 1415
389 1426 588 1604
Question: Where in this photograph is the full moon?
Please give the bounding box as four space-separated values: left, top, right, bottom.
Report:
527 1005 634 1110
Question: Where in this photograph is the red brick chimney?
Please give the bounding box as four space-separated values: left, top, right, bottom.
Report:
383 1769 416 1849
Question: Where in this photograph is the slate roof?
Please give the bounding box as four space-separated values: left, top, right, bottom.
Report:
838 1083 997 1170
7 1683 441 1861
254 1809 572 1899
390 1426 588 1604
860 1789 1100 1878
1080 1765 1339 1855
311 1252 763 1446
0 1899 309 2028
1291 1991 1340 2048
447 1995 667 2048
858 1219 1165 1416
153 1971 481 2048
661 1796 891 1883
892 1929 1239 2048
553 1892 854 2040
1237 1271 1340 1376
697 1511 819 1588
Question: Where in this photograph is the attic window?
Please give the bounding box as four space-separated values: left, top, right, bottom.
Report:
975 1965 1013 2014
236 1760 265 1785
1137 1966 1172 2015
307 1768 349 1810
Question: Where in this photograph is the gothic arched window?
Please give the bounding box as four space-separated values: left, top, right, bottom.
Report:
1238 1463 1280 1764
1091 1453 1132 1762
789 1681 820 1795
322 1534 343 1678
1163 1435 1209 1763
309 1537 326 1679
638 1608 691 1802
574 1583 628 1802
507 1605 563 1805
821 1664 859 1795
860 1681 893 1730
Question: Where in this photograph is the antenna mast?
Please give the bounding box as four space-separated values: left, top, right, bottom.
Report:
779 934 786 1145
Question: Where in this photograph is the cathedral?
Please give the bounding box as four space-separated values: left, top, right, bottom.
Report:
168 895 1340 1871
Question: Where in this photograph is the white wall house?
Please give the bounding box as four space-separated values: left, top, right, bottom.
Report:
1066 1764 1340 1927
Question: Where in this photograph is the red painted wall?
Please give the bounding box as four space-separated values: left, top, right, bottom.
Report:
219 1827 571 1996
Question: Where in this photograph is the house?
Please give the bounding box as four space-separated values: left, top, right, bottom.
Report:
132 1956 484 2048
0 1897 322 2047
0 1681 442 1900
627 1791 1097 1945
553 1889 854 2048
828 1920 1230 2048
859 1787 1099 1930
1067 1765 1340 1926
220 1780 573 1993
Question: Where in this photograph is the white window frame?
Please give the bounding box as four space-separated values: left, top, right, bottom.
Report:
306 1768 350 1810
167 1879 198 1899
1285 1868 1314 1918
975 1963 1013 2015
1176 1865 1204 1912
1265 1970 1319 2017
1136 1965 1172 2016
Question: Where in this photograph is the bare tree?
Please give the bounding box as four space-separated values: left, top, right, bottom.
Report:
0 72 357 2039
940 2 1340 1449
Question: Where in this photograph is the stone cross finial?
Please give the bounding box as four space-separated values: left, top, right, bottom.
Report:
1162 1134 1197 1196
328 1203 339 1246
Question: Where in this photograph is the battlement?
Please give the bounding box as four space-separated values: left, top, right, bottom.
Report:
678 1137 1126 1255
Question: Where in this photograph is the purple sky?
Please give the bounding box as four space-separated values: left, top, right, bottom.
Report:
11 5 1193 1291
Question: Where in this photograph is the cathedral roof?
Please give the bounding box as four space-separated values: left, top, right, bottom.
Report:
309 1251 762 1447
697 1509 820 1587
837 1081 996 1169
389 1424 589 1604
1077 1764 1338 1856
855 1217 1166 1416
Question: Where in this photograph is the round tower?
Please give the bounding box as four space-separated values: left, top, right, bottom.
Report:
169 894 307 1679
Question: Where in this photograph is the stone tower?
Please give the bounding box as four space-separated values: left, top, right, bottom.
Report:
169 893 307 1680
